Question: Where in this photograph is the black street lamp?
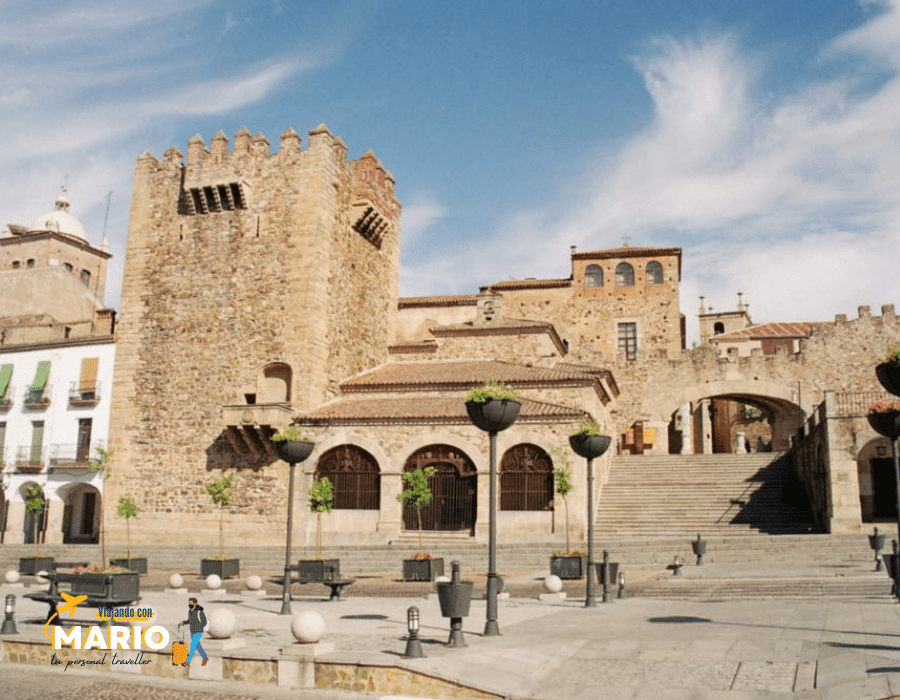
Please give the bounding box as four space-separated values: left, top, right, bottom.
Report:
273 435 316 616
568 432 612 607
465 394 520 636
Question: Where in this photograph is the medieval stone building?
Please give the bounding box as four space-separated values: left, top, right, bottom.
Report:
91 123 900 554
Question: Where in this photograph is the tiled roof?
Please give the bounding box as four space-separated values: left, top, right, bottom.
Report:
398 295 477 308
340 359 596 392
712 321 833 342
298 396 589 425
570 246 681 260
431 318 554 333
479 278 571 291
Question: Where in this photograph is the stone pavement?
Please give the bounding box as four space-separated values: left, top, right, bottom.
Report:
3 562 900 699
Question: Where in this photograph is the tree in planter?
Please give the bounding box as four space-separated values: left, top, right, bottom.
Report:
116 495 139 561
24 484 45 557
397 467 436 555
87 447 113 564
205 475 234 559
549 447 576 555
308 476 334 558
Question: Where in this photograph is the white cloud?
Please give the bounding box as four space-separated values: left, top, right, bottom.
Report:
414 3 900 344
400 194 448 249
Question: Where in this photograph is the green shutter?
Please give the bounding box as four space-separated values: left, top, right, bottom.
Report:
30 361 50 391
0 364 11 398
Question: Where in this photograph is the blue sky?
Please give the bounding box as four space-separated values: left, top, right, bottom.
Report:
2 0 898 344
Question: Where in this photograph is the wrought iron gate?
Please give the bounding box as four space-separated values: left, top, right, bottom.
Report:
402 445 477 534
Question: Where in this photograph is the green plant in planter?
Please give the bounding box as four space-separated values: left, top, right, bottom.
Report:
549 447 578 556
883 346 900 364
465 379 519 403
205 475 234 559
87 447 113 564
308 476 334 558
24 484 45 557
271 425 312 442
572 420 603 436
116 495 139 561
397 466 436 555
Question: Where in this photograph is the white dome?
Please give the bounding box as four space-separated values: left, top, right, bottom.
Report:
28 188 88 241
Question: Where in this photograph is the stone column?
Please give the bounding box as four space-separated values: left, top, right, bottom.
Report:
3 501 25 544
699 399 713 455
45 498 65 544
680 403 693 455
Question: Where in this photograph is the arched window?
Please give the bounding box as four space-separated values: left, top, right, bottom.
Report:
713 322 725 335
63 263 73 272
646 261 663 285
79 269 90 285
584 265 603 288
615 262 634 286
500 444 553 511
316 445 380 510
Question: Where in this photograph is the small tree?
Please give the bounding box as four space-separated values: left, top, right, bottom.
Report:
87 447 113 564
550 447 575 555
205 475 234 559
308 477 334 558
396 467 436 554
24 485 45 557
116 495 139 561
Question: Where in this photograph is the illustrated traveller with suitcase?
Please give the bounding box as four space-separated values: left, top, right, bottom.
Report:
179 597 209 667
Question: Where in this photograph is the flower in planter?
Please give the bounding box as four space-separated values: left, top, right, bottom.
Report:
271 425 313 442
74 564 131 574
869 401 900 414
465 378 519 403
409 552 434 561
551 549 585 557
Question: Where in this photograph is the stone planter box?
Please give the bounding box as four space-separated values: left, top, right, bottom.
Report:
550 555 586 580
403 558 444 582
109 557 148 574
297 559 340 583
71 572 140 600
200 558 240 579
19 556 54 575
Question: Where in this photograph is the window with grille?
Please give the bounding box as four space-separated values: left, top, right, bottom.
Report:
584 264 603 288
315 445 380 510
618 322 637 360
500 444 553 511
615 262 634 286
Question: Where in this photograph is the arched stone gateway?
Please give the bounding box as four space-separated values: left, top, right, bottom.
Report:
58 482 101 544
402 445 477 535
661 381 804 455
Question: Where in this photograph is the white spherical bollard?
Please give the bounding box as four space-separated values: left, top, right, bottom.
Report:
543 574 563 594
207 607 236 639
291 610 326 643
169 573 184 589
245 574 262 591
5 570 20 584
205 574 222 590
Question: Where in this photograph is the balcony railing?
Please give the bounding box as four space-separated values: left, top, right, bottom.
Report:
14 445 46 472
48 443 97 471
68 381 102 406
23 385 52 408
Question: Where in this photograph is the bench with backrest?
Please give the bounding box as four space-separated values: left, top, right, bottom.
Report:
25 563 140 625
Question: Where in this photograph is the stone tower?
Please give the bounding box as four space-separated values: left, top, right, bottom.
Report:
106 125 401 544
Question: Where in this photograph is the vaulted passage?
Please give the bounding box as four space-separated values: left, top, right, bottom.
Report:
402 445 477 535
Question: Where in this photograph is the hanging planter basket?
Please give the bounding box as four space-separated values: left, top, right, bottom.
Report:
274 439 315 464
876 362 900 397
568 434 612 460
465 399 521 433
868 411 900 440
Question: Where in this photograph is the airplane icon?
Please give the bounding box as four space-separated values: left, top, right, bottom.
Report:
56 591 87 617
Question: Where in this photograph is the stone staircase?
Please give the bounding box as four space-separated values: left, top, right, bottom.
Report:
596 453 817 537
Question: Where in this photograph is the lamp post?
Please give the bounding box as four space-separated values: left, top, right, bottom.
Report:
465 394 520 636
568 431 612 607
272 435 315 616
402 606 425 659
1 595 16 635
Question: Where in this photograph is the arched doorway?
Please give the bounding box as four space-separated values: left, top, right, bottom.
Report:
403 445 477 534
61 483 100 544
500 444 554 511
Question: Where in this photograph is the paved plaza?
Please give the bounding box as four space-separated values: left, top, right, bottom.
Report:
3 562 900 699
